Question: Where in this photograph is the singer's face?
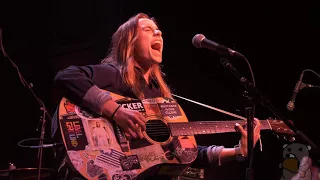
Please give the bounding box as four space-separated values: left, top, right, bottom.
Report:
134 18 163 69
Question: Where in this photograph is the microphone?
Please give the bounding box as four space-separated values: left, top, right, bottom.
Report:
287 72 310 111
192 34 240 57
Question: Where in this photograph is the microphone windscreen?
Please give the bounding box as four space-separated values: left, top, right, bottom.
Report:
192 34 205 48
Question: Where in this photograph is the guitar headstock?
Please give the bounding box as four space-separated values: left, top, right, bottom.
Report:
268 119 295 142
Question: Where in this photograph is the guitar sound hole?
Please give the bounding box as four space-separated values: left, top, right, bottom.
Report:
146 120 170 143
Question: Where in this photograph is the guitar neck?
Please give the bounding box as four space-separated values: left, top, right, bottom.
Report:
168 120 271 136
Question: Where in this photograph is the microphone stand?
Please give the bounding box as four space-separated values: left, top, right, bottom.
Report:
1 28 53 180
26 83 53 180
244 91 255 180
219 55 320 179
220 56 255 180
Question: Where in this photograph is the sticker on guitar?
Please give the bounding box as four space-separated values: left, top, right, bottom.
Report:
75 105 100 119
67 150 84 171
94 148 138 180
61 115 88 150
142 99 162 116
130 144 166 169
74 106 121 151
87 119 121 151
94 149 125 169
158 102 182 119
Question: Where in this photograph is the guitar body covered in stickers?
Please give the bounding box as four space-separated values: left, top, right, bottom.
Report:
57 90 294 180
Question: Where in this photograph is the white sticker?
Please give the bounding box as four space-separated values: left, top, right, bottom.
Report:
67 150 84 171
130 144 166 169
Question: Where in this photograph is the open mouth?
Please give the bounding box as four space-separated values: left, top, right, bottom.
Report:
151 41 162 52
287 153 296 159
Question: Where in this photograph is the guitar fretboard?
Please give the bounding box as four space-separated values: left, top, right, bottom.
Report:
168 120 271 136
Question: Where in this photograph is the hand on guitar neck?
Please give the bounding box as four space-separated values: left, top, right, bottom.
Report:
235 118 261 157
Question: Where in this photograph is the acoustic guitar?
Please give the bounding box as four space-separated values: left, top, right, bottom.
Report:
57 91 294 180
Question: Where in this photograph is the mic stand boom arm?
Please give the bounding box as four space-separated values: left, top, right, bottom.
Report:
219 55 319 154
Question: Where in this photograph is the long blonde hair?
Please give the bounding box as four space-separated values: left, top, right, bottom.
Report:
101 13 172 99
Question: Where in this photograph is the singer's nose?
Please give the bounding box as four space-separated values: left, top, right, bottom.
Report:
154 29 162 36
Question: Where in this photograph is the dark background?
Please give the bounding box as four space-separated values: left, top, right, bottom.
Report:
0 0 319 179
